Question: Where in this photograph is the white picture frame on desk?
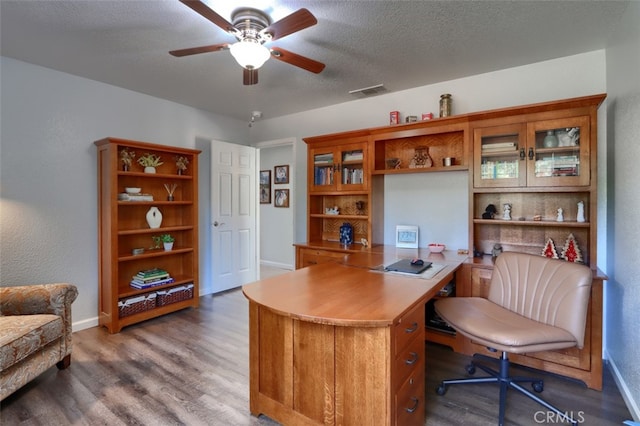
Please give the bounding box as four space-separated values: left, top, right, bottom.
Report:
396 225 419 248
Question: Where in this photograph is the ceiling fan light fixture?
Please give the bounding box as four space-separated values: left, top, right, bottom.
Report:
230 40 270 70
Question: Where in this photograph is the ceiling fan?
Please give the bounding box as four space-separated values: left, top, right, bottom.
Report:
170 0 325 85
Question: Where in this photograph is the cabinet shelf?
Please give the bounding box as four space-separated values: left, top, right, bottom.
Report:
310 214 368 220
118 225 193 235
118 171 193 180
372 164 468 175
473 218 590 227
118 201 193 206
480 149 519 157
118 247 194 262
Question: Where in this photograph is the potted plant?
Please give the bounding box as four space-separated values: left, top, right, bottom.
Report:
119 148 135 171
175 156 189 175
160 234 175 251
137 153 163 173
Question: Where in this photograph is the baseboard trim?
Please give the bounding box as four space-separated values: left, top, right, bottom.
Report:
605 349 640 421
260 260 293 271
72 317 98 332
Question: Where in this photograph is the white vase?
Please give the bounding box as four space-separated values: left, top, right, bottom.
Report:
144 166 156 174
146 207 162 229
577 201 586 223
163 242 173 251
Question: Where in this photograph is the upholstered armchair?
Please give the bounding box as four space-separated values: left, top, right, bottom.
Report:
0 283 78 401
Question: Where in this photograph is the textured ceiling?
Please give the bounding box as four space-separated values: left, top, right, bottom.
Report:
0 1 628 122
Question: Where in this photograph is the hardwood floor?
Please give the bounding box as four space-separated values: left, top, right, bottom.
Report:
1 286 631 425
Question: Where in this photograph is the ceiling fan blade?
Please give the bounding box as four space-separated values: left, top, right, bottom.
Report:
270 47 325 74
169 43 229 57
262 8 317 41
243 69 258 85
179 0 236 33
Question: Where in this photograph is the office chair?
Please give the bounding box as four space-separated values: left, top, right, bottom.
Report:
434 252 592 426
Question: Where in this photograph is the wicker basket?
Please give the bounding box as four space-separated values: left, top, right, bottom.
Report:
156 284 194 307
118 292 157 317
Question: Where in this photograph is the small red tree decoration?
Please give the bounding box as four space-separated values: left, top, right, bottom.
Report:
542 238 559 259
561 233 583 263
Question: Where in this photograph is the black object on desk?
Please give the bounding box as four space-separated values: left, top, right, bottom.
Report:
385 258 432 274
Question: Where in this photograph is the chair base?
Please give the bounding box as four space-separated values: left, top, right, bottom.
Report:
435 352 578 426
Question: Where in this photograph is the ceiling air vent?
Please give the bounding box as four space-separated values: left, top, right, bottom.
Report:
348 83 386 97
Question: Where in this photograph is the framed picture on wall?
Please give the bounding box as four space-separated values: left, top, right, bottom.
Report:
259 170 271 204
274 165 289 184
274 189 289 207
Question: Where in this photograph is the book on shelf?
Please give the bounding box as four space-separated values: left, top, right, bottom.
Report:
118 193 154 202
130 277 175 290
314 154 333 164
482 142 517 151
342 151 363 161
314 166 334 185
135 268 169 279
132 273 170 283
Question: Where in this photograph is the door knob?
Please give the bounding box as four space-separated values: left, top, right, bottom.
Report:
213 221 225 227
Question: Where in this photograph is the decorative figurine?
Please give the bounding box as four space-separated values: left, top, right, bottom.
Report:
556 207 564 222
542 238 559 259
482 204 498 219
491 243 503 258
325 206 339 215
561 233 583 263
577 201 585 223
502 203 512 220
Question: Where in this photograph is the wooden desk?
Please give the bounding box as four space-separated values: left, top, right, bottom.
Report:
242 250 465 425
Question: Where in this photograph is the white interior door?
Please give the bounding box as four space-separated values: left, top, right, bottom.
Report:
211 140 257 293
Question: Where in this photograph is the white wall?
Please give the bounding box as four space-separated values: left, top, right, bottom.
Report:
0 57 248 329
250 51 607 250
604 1 640 420
258 143 295 269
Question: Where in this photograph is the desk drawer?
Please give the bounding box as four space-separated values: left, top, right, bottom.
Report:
394 303 425 355
394 332 423 386
395 359 425 426
297 248 346 269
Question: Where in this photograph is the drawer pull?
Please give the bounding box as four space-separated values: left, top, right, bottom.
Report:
405 322 418 334
405 397 419 413
405 352 419 365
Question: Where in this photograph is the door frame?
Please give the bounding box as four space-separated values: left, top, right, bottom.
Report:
254 137 297 273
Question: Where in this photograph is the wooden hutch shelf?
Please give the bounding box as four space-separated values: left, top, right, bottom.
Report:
298 93 607 391
95 137 200 333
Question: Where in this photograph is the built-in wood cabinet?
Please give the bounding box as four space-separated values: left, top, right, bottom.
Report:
95 137 200 333
299 93 607 390
300 117 468 265
304 131 377 247
470 94 604 266
465 94 606 390
474 116 590 189
370 118 469 174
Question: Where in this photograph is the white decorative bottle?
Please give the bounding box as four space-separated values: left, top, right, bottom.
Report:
146 206 162 229
577 201 586 223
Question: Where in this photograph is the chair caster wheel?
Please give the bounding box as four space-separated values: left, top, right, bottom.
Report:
465 364 476 375
436 384 447 395
532 381 544 393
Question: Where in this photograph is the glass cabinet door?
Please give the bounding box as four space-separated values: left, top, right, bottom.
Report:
310 147 335 191
526 116 590 187
474 123 526 188
338 143 367 191
309 142 367 192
